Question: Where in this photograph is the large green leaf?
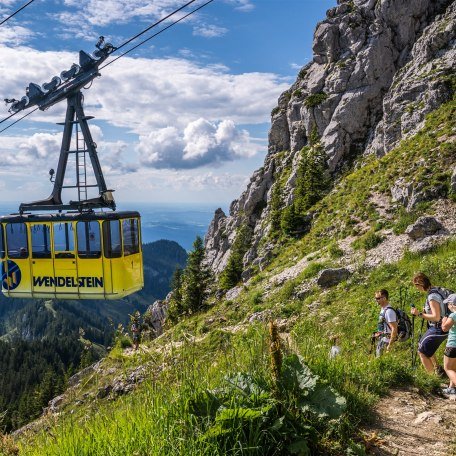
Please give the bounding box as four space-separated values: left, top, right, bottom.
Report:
215 405 271 424
281 354 318 394
282 354 346 418
298 382 346 419
186 389 222 418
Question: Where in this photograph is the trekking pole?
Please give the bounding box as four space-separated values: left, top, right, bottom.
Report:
410 314 415 367
368 333 376 356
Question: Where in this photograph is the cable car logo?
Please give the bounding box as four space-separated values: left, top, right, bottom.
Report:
1 260 22 290
32 276 104 288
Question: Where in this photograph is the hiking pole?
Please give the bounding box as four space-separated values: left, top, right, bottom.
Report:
368 333 377 355
410 313 415 368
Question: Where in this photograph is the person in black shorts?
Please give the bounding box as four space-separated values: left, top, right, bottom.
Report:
441 294 456 394
411 273 448 375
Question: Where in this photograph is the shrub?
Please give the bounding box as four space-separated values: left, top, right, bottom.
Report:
304 92 328 108
352 231 384 251
298 68 307 79
328 243 344 259
271 106 280 116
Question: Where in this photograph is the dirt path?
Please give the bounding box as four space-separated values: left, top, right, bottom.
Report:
363 387 456 456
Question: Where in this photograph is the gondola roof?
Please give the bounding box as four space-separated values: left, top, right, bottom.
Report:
0 211 140 224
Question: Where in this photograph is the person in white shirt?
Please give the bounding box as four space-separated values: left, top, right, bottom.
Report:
373 289 398 357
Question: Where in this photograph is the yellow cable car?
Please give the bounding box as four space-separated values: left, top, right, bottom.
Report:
2 41 145 300
0 212 143 300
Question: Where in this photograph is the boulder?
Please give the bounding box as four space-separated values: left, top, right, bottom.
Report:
405 216 444 240
451 167 456 194
317 268 351 288
409 235 448 253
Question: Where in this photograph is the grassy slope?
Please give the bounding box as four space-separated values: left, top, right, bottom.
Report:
10 101 456 456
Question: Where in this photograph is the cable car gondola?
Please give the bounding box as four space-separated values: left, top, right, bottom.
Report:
0 211 143 299
1 39 144 300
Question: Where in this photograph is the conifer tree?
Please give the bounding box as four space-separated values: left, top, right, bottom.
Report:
182 236 212 314
295 143 330 211
219 224 252 290
168 267 184 321
281 143 330 236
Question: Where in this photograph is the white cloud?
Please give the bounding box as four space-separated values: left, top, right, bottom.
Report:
138 118 258 169
193 24 228 38
223 0 254 12
0 25 35 46
1 132 62 167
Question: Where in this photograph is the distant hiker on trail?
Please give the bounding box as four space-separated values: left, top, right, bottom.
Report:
329 335 341 359
411 273 448 376
131 312 141 351
441 294 456 395
372 289 398 357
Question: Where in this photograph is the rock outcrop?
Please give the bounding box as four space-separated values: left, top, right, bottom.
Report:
205 0 455 279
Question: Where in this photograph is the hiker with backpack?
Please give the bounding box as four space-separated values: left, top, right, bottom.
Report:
441 294 456 395
373 289 398 357
411 273 450 376
131 312 142 351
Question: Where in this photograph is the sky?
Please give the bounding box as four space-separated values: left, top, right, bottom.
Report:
0 0 336 209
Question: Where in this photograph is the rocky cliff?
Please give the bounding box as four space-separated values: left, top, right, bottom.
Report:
205 0 455 277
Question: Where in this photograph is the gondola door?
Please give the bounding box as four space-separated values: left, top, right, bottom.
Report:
53 221 79 299
76 220 105 298
30 222 55 297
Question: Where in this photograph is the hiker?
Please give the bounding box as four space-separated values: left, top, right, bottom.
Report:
373 289 398 357
329 335 341 359
441 294 456 394
131 312 141 350
410 273 448 376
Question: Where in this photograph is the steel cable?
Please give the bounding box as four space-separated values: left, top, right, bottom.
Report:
0 0 35 27
100 0 214 71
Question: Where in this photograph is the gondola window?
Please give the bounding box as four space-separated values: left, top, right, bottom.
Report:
77 221 101 258
0 225 4 259
103 220 122 258
122 219 139 256
31 224 51 259
54 223 75 258
6 223 28 259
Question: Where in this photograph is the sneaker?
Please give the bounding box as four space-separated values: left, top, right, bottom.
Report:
441 387 456 395
435 366 447 378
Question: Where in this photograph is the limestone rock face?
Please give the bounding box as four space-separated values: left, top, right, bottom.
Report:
204 0 454 279
367 2 456 156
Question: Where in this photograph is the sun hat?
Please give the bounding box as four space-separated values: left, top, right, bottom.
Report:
443 293 456 305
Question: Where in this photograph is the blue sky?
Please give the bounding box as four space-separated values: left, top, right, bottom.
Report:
0 0 335 208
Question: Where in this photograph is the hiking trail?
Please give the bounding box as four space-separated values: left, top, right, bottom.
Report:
363 387 456 456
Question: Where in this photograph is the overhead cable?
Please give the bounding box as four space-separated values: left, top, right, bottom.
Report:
0 107 38 134
100 0 215 70
0 0 215 132
114 0 198 53
0 111 18 125
0 0 35 27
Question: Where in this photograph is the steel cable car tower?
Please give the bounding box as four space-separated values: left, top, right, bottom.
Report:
5 38 116 214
